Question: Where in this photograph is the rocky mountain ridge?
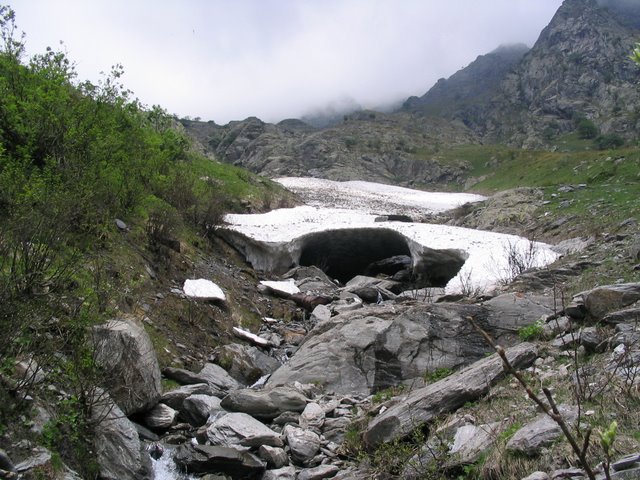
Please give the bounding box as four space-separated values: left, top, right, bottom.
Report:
183 0 640 180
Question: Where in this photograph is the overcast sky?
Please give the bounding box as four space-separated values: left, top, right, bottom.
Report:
9 0 564 124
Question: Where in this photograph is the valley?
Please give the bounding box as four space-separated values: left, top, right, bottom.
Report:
0 0 639 479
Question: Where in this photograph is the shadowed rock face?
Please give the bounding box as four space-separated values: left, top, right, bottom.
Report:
298 228 411 283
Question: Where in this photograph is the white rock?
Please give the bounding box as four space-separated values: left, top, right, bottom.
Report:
183 279 226 301
260 279 300 295
233 327 271 347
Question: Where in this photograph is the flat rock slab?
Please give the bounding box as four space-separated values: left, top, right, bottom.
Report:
298 464 340 480
506 405 578 456
363 342 538 448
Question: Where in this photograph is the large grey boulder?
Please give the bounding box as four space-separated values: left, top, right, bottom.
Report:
92 317 162 415
566 283 640 320
214 343 281 384
220 386 308 420
267 302 521 395
506 405 578 456
92 392 152 480
173 443 265 479
206 412 283 448
363 342 538 448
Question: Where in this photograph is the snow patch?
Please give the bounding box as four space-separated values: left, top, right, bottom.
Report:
223 177 559 294
260 279 300 295
183 279 226 301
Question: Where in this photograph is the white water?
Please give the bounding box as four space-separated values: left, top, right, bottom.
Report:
150 447 196 480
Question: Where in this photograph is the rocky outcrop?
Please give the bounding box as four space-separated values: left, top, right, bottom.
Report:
484 0 640 146
404 44 529 121
182 112 476 185
92 317 162 415
267 300 543 395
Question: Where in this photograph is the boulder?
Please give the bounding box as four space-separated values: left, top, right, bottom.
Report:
160 383 215 410
551 327 606 353
603 307 640 325
267 302 519 395
91 392 152 480
143 403 177 430
566 283 640 320
261 466 296 480
297 464 341 480
448 421 504 466
363 342 538 448
258 445 289 468
220 386 308 420
506 405 578 456
206 412 283 448
299 402 325 431
92 317 162 415
310 304 332 324
182 394 223 427
163 363 241 396
214 343 281 384
283 425 321 465
173 443 265 479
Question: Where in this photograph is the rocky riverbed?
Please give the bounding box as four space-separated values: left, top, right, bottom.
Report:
3 182 639 480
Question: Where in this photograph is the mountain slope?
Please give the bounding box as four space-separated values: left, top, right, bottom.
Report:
182 112 478 187
484 0 640 146
403 44 529 121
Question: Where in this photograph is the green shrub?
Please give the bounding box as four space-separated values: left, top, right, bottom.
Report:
424 367 454 383
594 133 624 150
576 118 599 139
518 319 545 341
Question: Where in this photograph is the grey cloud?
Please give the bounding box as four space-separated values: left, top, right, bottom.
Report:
9 0 563 124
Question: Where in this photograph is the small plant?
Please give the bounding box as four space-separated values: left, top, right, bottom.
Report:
518 319 545 341
599 420 617 480
372 384 406 404
424 367 453 384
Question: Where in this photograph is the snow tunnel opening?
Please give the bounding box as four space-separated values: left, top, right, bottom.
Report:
296 228 466 289
298 228 411 284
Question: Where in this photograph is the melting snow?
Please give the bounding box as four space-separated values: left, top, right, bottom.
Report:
183 279 226 301
224 178 559 294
